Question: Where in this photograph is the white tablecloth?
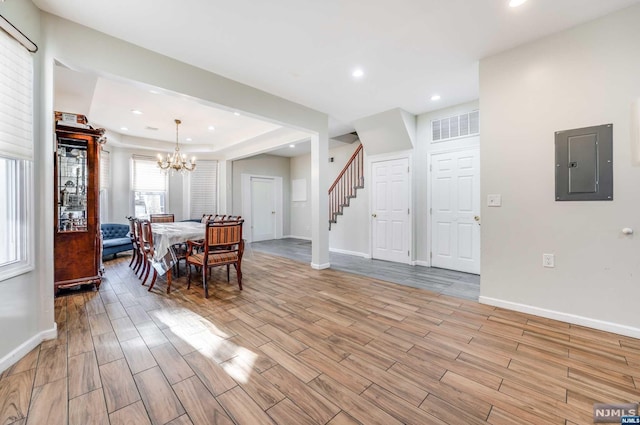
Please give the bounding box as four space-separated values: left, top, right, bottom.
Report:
151 221 205 260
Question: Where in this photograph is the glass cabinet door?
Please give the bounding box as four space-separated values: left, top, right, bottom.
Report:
57 137 89 232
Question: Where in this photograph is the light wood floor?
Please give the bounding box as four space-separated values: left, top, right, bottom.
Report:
249 238 480 300
1 252 639 425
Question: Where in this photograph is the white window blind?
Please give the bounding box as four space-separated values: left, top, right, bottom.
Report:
190 160 218 217
132 156 167 192
0 30 33 161
100 149 110 189
0 29 34 280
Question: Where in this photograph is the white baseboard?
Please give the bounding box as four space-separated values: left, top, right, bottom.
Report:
0 323 57 373
329 247 370 259
42 322 58 340
415 260 430 267
479 296 640 339
310 262 331 270
283 235 312 241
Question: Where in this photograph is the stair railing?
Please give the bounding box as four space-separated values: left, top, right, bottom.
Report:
328 144 364 229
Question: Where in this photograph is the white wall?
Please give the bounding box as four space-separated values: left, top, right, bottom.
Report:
327 144 370 256
479 4 640 337
232 154 291 235
0 0 57 370
290 143 370 256
289 154 313 239
354 108 415 156
415 101 480 263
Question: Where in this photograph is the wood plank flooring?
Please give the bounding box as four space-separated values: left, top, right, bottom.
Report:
249 238 481 300
1 251 638 424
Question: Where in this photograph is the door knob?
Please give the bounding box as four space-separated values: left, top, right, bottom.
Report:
474 215 480 221
271 211 275 214
372 213 377 218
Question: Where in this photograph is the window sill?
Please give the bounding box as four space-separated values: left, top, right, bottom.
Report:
0 261 35 283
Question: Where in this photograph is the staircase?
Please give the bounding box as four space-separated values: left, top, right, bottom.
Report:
329 144 364 230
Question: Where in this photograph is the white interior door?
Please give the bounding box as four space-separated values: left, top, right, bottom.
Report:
371 157 410 264
430 148 480 274
251 177 276 242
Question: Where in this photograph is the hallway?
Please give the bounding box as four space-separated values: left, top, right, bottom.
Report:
249 238 480 300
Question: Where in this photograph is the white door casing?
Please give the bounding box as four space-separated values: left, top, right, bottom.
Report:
241 174 283 243
430 148 480 274
371 157 411 264
251 177 276 242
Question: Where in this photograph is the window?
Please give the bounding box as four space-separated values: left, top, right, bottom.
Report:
100 149 110 190
131 156 167 218
99 149 110 223
189 160 218 217
0 30 34 281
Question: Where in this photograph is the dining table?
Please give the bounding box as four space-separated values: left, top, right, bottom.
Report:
151 221 205 292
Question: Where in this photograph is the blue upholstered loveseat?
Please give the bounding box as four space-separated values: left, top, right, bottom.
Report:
101 223 133 259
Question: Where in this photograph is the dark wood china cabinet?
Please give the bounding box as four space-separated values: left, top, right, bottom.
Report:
54 112 105 294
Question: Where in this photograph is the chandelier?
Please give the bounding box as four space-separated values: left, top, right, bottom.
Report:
157 119 196 173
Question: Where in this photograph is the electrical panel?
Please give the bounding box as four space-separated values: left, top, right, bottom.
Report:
555 124 612 201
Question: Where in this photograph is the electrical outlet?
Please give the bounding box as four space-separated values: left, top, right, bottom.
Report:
542 253 555 268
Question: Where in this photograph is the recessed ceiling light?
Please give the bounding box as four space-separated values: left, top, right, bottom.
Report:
186 137 192 142
120 127 128 131
233 112 241 116
431 94 441 101
289 144 295 148
130 109 142 115
208 125 215 131
149 90 160 95
352 68 364 78
509 0 527 7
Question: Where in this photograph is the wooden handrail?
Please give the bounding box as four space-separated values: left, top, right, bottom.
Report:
328 144 363 193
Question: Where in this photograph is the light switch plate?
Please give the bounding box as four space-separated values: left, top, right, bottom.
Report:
543 253 555 268
487 194 502 207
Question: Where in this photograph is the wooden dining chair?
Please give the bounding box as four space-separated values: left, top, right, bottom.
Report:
186 220 244 298
133 218 145 278
150 213 175 223
139 219 158 291
172 240 189 278
126 216 139 269
201 214 226 223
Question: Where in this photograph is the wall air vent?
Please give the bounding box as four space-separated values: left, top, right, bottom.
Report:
431 110 479 142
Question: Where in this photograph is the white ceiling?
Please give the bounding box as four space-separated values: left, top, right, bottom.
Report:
39 0 640 156
54 66 322 158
